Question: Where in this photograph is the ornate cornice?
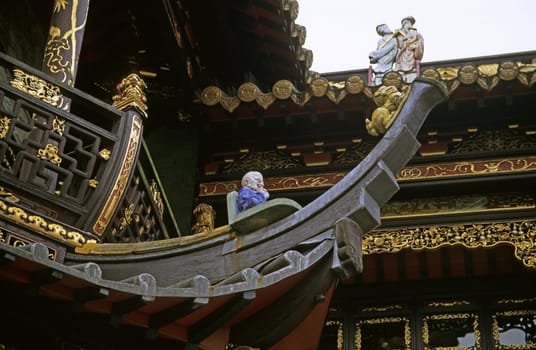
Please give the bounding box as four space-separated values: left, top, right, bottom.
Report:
198 59 536 112
199 156 536 196
363 220 536 268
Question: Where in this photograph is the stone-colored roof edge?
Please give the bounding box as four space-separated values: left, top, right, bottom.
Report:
280 0 314 79
198 59 536 112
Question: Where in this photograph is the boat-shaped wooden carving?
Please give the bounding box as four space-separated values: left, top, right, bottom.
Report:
0 52 448 350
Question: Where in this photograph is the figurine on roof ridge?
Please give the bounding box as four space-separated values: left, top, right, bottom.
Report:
368 16 424 85
369 24 398 85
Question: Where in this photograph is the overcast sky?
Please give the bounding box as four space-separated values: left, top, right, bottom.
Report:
298 0 536 73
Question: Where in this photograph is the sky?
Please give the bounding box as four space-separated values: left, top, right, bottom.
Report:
298 0 536 73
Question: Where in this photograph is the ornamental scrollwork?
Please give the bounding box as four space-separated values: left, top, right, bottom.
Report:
10 69 64 107
325 320 344 350
355 317 411 350
364 221 536 268
0 199 95 247
422 313 480 350
37 143 62 165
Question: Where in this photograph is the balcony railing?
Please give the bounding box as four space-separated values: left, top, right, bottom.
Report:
0 52 180 250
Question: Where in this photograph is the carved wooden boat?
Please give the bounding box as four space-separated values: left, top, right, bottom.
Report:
0 75 448 349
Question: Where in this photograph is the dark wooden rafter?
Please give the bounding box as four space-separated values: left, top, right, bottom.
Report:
110 296 154 326
146 298 208 337
230 257 336 348
188 291 256 344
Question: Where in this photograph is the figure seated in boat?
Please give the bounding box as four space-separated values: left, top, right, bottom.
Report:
237 171 270 213
227 171 302 234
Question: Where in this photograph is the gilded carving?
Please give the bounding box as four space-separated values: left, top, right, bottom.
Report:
366 84 409 136
492 310 536 350
88 179 98 188
517 61 536 87
112 74 148 117
437 67 459 81
0 199 94 247
310 78 329 97
458 65 478 84
290 91 311 106
10 69 64 107
382 71 403 88
428 301 471 308
498 61 519 81
272 80 295 100
196 57 535 110
452 129 536 154
43 26 72 84
355 317 411 350
150 180 164 216
397 157 536 181
325 320 344 350
200 157 535 196
0 117 10 139
478 64 499 77
200 86 222 106
191 203 215 234
364 220 536 268
52 116 66 135
422 313 480 350
327 88 347 104
222 151 298 175
112 203 135 236
345 75 365 94
362 305 405 312
37 144 62 165
220 95 241 113
237 82 259 102
54 0 69 12
99 149 111 160
422 68 440 80
255 92 276 110
93 115 142 236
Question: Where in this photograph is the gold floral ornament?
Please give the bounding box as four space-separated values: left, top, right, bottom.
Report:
310 77 329 97
112 73 148 118
365 85 409 136
37 143 62 165
345 75 365 94
272 80 295 100
52 116 65 135
200 86 222 106
99 148 111 160
458 65 478 84
10 69 64 107
498 61 519 81
382 71 404 88
237 82 259 103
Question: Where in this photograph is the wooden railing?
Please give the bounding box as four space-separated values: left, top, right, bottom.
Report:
0 52 179 248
